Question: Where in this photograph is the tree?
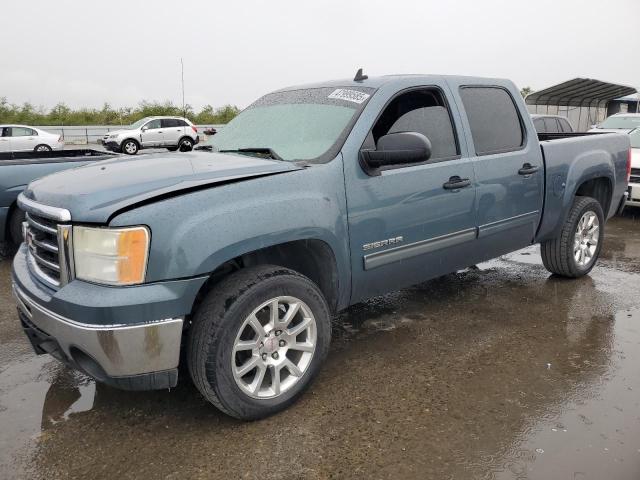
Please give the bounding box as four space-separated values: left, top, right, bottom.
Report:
520 86 534 98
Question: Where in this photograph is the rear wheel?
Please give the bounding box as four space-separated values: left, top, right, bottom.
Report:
34 144 52 152
121 139 139 155
178 137 194 152
541 196 604 277
188 265 331 420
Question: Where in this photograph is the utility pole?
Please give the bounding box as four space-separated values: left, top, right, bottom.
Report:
181 58 186 119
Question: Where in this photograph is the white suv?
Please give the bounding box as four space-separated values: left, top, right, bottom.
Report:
102 116 199 155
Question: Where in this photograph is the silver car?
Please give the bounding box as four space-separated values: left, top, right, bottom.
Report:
102 116 199 155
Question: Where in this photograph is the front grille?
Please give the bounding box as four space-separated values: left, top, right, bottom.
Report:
631 168 640 184
17 195 73 289
25 212 62 287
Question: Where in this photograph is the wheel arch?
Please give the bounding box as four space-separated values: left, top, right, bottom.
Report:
192 238 342 316
574 176 612 215
120 137 140 148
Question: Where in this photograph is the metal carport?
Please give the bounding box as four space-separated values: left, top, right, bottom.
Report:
525 78 637 131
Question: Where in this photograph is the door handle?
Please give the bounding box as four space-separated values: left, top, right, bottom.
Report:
443 176 471 190
518 163 540 175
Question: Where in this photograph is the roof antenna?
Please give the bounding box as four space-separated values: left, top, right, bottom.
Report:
354 68 368 82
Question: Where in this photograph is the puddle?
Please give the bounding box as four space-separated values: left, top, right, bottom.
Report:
0 215 639 479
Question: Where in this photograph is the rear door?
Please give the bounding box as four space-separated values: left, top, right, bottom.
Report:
9 127 39 151
161 118 183 146
140 119 163 147
447 81 544 259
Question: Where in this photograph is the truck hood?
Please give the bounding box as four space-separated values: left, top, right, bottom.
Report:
23 151 303 223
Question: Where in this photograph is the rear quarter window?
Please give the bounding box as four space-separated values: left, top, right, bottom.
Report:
459 86 524 155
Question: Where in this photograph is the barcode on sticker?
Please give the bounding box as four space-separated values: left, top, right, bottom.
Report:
328 89 370 104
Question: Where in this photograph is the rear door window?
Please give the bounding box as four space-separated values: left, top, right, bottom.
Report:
162 119 180 128
459 87 525 155
10 127 32 136
543 117 559 133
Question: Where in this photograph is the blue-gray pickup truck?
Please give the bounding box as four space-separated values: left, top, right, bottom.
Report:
11 74 631 420
1 149 115 253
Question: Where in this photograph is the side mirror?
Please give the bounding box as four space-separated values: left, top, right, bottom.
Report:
362 132 432 169
141 126 148 132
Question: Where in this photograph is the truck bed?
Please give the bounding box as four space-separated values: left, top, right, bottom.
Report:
535 132 630 242
0 148 116 164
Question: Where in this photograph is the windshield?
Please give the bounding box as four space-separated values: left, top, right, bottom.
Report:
630 130 640 149
204 87 375 162
128 117 152 129
598 116 640 129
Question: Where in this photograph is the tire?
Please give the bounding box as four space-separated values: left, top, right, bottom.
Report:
34 144 52 152
121 139 139 155
178 137 194 152
540 196 604 278
8 207 26 246
187 265 331 420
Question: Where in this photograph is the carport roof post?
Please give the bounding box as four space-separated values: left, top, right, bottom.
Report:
525 78 637 108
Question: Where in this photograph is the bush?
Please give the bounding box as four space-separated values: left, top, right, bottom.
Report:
0 97 239 125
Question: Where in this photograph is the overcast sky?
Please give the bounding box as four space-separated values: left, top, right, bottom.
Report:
1 0 639 110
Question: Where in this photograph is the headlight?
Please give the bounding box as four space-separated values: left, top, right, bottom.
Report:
73 226 150 285
109 134 119 139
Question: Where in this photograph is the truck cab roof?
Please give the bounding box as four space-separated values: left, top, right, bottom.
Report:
275 74 512 93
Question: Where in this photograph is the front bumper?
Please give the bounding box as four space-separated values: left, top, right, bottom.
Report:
12 245 208 390
103 140 121 152
14 283 182 389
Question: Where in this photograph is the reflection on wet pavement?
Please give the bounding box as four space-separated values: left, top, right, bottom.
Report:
0 215 639 479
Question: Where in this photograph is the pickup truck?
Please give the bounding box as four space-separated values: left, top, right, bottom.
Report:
0 149 116 254
11 74 631 420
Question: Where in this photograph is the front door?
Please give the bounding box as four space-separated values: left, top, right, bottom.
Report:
0 127 11 152
447 81 544 260
345 86 479 303
140 119 164 147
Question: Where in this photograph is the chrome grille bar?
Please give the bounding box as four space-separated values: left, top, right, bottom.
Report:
17 193 73 289
26 213 57 235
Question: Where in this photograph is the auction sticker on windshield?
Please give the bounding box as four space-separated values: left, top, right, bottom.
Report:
328 89 370 104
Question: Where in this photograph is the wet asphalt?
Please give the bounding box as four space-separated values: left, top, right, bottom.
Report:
1 213 640 479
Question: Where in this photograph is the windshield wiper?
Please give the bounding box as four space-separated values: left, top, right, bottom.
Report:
219 147 283 161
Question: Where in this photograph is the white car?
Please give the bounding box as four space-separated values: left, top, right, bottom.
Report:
589 113 640 133
626 129 640 208
101 116 199 155
0 125 64 152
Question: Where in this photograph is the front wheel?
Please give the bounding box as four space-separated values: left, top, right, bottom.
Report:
541 196 604 277
187 265 331 420
121 139 139 155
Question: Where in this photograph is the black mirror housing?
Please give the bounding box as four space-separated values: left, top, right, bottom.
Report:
362 132 432 169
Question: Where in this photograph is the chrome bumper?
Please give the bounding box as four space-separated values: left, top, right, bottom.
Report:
12 283 183 378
